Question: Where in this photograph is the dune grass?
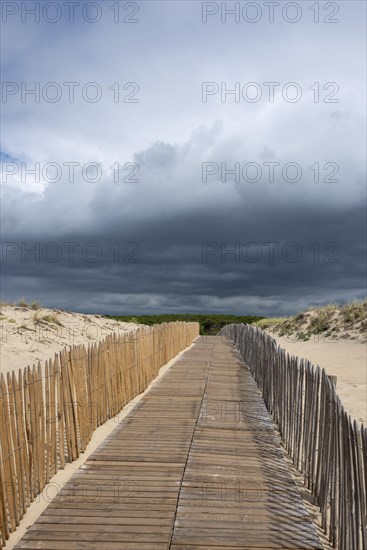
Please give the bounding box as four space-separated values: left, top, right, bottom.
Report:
254 300 367 341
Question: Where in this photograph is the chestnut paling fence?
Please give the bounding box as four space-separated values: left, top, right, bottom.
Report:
220 323 367 550
0 321 199 548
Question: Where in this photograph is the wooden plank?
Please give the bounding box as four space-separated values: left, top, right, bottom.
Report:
356 421 367 549
45 361 51 484
0 378 10 544
1 374 19 531
25 367 35 500
7 372 22 523
48 359 57 478
61 349 75 463
37 362 45 494
66 350 79 461
55 354 65 470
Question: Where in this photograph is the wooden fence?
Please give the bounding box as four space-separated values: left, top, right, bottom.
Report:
220 323 367 550
0 321 199 548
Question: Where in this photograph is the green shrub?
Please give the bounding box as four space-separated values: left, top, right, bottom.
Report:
105 314 265 335
296 331 311 341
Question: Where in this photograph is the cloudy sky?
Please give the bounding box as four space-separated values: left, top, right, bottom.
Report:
1 1 366 316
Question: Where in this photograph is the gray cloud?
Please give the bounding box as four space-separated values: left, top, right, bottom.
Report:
1 1 365 315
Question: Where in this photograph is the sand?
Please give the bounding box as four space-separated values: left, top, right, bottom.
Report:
0 305 137 375
273 335 367 425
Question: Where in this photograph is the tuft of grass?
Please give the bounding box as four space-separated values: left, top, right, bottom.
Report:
40 314 63 326
308 310 332 334
341 300 367 323
33 311 63 326
254 317 288 330
294 313 304 321
33 311 42 323
17 299 41 310
278 322 295 336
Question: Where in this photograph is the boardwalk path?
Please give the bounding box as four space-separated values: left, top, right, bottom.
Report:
15 336 322 549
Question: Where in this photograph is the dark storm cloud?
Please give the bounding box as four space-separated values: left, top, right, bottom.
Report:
2 195 365 315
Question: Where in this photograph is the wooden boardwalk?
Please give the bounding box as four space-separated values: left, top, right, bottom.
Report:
14 336 322 549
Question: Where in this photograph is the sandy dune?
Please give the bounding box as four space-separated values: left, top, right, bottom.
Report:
0 305 137 375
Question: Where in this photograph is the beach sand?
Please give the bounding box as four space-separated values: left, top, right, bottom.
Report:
273 334 367 425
